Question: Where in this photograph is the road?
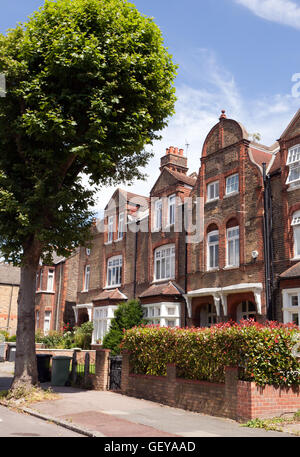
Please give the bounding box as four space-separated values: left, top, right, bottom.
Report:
0 404 85 437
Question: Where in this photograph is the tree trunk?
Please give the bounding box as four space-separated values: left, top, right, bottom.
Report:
10 241 42 391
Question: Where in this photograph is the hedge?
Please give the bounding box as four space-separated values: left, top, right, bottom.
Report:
121 320 300 387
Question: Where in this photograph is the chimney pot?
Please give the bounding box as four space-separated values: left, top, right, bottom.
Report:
169 146 174 154
179 148 184 156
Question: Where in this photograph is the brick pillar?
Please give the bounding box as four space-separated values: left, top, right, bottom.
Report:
166 364 177 406
225 366 239 420
121 351 130 394
92 346 110 391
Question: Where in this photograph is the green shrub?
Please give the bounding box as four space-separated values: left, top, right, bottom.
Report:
41 331 65 349
73 321 94 350
0 330 8 342
121 320 300 387
102 300 146 355
7 334 16 342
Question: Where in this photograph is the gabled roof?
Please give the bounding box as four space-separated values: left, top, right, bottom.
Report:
92 288 128 302
150 166 197 195
139 281 184 298
105 188 149 211
278 109 300 140
0 263 20 285
280 262 300 279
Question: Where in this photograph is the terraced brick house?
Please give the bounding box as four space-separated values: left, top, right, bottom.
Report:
32 109 300 341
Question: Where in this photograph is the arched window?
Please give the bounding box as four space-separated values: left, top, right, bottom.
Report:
226 219 239 267
154 244 175 281
292 210 300 259
207 224 219 270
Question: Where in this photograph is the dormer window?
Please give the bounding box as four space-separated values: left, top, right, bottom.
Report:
287 145 300 185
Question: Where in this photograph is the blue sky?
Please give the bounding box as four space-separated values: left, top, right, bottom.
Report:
1 0 300 211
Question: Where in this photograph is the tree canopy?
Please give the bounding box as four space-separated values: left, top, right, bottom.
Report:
0 0 177 264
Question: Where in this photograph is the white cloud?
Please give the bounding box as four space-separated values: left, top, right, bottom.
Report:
235 0 300 30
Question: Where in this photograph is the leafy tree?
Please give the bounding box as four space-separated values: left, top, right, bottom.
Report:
102 299 146 355
0 0 177 390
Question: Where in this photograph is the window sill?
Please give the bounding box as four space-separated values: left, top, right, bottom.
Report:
104 241 113 246
206 198 219 204
36 290 55 294
287 183 300 192
224 191 239 199
206 268 220 272
103 285 122 290
291 257 300 261
223 265 240 270
151 278 175 284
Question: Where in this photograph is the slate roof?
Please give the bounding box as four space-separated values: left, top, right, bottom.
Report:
0 263 20 285
92 288 128 302
139 281 184 298
280 262 300 279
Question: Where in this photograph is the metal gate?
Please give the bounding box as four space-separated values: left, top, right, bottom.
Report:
109 355 122 390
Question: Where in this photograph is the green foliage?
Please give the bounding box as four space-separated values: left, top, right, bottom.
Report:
0 330 8 342
40 331 65 349
122 320 300 387
7 334 16 342
0 0 177 264
73 321 94 349
103 299 146 355
35 329 44 343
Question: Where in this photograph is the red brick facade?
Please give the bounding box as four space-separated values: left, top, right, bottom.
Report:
34 109 300 338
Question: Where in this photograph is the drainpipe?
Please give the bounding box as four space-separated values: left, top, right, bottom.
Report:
262 163 273 320
55 262 63 331
133 220 140 299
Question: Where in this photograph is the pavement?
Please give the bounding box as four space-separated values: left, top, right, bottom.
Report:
0 361 298 438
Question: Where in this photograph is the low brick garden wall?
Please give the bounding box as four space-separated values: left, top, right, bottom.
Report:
35 347 96 365
120 352 300 422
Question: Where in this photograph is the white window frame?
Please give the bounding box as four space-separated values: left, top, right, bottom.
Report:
282 289 300 327
287 145 300 185
292 211 300 259
117 212 125 240
36 310 40 329
226 173 239 195
107 255 122 288
44 310 52 335
207 230 219 270
39 269 43 290
47 269 55 292
142 302 180 327
154 244 175 282
84 265 90 291
168 194 176 226
107 215 114 243
226 226 240 267
86 248 91 256
154 199 162 231
207 181 219 202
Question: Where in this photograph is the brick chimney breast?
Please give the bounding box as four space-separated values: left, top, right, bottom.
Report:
160 146 188 174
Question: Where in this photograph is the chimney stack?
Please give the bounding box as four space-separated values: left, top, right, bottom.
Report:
160 146 188 174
